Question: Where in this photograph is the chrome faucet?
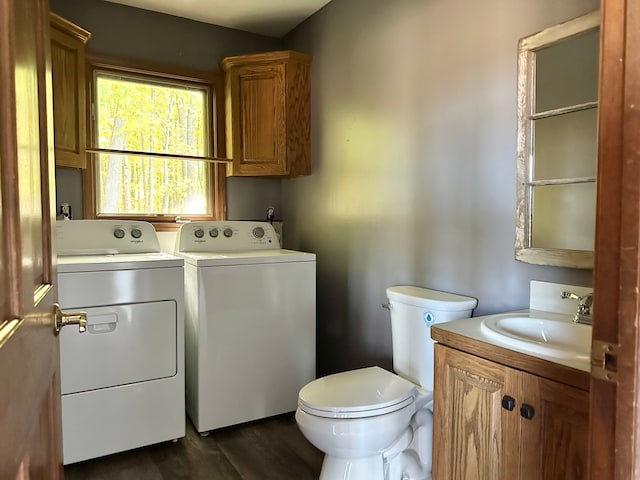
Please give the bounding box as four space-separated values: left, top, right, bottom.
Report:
560 291 593 325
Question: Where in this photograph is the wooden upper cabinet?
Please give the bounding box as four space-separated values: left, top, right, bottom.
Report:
221 51 312 177
50 13 90 168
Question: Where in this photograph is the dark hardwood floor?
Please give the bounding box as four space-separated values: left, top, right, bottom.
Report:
64 414 324 479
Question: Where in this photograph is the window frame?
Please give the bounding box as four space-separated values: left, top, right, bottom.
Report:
83 55 227 230
514 11 599 268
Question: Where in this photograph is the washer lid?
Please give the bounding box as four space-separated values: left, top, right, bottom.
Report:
176 249 315 267
298 366 417 418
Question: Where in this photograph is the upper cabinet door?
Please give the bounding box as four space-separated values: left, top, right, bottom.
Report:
50 13 90 169
222 51 312 177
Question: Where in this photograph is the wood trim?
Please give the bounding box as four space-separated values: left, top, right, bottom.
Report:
611 0 640 477
86 54 218 86
49 12 90 44
520 10 600 51
515 247 593 269
0 0 23 319
431 326 590 391
37 0 54 287
527 177 596 186
220 50 312 71
589 0 633 478
530 100 597 120
212 73 227 220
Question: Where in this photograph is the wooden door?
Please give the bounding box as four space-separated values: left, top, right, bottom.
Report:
589 0 640 477
432 344 520 479
520 374 589 480
0 0 63 478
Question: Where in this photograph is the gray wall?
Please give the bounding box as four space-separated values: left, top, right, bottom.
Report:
283 0 597 375
51 0 283 220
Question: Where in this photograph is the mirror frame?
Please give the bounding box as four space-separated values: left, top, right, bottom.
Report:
515 10 600 269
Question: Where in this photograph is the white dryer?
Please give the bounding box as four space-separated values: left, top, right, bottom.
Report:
174 221 316 434
56 220 185 464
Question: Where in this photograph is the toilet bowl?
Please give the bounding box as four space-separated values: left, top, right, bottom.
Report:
297 366 433 480
296 286 477 480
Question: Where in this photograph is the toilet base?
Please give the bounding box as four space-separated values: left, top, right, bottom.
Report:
318 450 432 480
319 454 384 480
313 407 433 480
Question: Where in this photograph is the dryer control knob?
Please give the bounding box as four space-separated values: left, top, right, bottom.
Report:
113 228 125 239
194 228 205 239
209 228 219 238
253 227 265 238
131 228 142 239
223 228 233 238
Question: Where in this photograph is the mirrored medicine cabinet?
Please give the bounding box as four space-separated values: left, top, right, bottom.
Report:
515 10 600 269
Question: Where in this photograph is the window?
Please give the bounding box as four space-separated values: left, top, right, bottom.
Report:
84 58 226 228
515 11 599 268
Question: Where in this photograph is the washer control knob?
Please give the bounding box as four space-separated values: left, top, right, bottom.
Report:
209 228 219 238
113 228 125 239
253 226 265 239
194 228 205 239
223 228 233 238
131 228 142 239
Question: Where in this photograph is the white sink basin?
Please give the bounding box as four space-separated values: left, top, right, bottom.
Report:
480 313 591 360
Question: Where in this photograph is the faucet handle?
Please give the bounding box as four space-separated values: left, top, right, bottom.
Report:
578 292 593 313
561 291 581 300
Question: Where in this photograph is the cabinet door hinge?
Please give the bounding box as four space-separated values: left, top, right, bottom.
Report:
591 339 619 383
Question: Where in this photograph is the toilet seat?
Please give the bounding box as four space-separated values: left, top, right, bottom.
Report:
298 366 417 419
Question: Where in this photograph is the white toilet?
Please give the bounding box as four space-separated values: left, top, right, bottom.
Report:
296 286 477 480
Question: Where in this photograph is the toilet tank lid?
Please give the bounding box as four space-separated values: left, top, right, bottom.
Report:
386 286 477 311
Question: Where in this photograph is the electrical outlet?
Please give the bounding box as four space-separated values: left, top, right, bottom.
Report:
60 203 71 219
266 206 275 222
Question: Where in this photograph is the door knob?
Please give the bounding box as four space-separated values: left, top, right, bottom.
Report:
501 395 516 411
54 303 87 334
520 404 535 420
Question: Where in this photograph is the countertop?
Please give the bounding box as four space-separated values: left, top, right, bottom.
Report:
431 309 591 391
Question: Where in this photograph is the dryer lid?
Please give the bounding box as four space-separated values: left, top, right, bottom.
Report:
298 366 417 419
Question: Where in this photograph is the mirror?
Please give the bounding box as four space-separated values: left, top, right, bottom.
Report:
515 11 600 269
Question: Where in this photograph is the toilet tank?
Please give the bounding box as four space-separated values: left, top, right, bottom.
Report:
387 286 477 391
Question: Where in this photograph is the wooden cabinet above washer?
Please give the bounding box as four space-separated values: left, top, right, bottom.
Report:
221 51 312 177
50 13 91 169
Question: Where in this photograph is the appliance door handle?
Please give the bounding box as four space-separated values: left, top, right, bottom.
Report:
87 312 118 334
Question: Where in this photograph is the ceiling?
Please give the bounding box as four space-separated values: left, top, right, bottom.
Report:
104 0 332 38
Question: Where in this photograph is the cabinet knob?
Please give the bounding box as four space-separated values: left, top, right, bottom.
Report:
501 395 516 411
520 404 535 420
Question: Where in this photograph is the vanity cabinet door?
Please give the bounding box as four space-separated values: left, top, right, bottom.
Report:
434 344 589 480
519 374 589 480
50 13 90 168
433 344 520 480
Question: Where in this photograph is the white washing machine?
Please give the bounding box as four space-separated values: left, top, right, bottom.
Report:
174 221 316 434
56 220 185 464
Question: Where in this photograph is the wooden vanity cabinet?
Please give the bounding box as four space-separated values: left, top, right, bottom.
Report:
433 344 589 480
50 13 90 168
221 51 312 177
